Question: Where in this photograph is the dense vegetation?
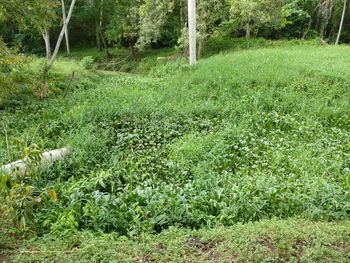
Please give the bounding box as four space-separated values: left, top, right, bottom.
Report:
1 0 350 262
1 0 350 105
2 0 350 54
1 44 350 234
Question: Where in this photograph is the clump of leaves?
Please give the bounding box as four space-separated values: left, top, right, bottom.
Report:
0 38 33 107
79 56 95 70
0 143 57 231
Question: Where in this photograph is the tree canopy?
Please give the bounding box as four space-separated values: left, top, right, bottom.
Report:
0 0 349 56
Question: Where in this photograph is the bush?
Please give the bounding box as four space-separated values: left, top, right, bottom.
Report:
79 56 95 70
0 38 35 108
0 143 57 231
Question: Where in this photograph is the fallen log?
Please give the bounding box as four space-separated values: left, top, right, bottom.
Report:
1 148 69 175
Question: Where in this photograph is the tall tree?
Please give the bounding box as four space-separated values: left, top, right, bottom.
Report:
93 0 108 52
106 0 175 56
0 0 60 58
106 0 141 56
317 0 335 38
0 0 59 58
229 0 280 38
177 0 230 58
136 0 175 51
197 0 230 58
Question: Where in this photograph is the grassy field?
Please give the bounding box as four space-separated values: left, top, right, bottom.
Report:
1 43 350 262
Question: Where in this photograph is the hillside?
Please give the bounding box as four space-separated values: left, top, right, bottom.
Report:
1 45 350 262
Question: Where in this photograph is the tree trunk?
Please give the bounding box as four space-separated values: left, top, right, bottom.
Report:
100 0 104 29
1 148 69 176
246 23 251 38
101 32 108 53
198 39 205 59
47 0 77 72
302 19 312 39
129 44 140 60
180 0 184 26
336 0 347 45
61 0 70 54
320 22 326 38
96 22 102 51
42 29 51 59
99 0 109 53
41 0 77 97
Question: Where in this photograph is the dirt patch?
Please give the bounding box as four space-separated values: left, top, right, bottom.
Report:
183 236 224 261
154 242 167 255
258 236 309 262
136 255 157 263
258 235 277 254
184 236 206 250
202 238 223 253
184 236 222 252
329 241 350 258
0 253 11 263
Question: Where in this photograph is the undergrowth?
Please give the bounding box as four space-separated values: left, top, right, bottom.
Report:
0 54 98 109
1 45 349 236
68 38 321 74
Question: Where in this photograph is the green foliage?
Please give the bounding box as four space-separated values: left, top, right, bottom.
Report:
79 56 95 70
0 0 59 34
0 143 57 231
1 0 350 57
0 38 36 108
136 0 175 50
229 0 282 37
281 0 313 38
6 219 350 262
1 44 349 236
0 51 97 108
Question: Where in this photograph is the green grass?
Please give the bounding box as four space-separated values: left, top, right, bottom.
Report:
203 37 321 57
1 43 350 261
3 218 350 262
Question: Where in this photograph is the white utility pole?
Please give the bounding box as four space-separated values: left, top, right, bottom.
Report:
188 0 196 65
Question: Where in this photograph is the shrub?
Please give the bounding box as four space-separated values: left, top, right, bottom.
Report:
79 56 95 70
0 143 57 231
0 38 35 108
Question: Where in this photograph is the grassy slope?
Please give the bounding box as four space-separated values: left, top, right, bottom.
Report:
1 44 350 262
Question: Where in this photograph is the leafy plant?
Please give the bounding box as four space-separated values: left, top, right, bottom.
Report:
0 143 57 231
79 56 95 70
0 38 34 107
